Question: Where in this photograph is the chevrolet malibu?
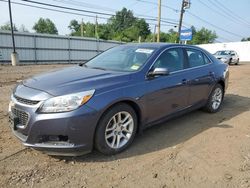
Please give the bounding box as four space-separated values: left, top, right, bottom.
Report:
9 43 229 156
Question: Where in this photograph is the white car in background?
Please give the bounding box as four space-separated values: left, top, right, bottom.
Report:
214 50 240 65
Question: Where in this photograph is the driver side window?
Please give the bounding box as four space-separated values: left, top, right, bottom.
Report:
153 48 184 72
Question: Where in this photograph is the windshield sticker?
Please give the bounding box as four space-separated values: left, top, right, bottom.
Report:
130 64 140 70
135 48 154 54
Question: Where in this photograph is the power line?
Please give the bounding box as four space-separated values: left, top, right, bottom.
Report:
0 0 180 29
19 0 180 26
0 0 111 20
197 0 250 28
0 0 235 42
186 11 245 38
134 0 245 41
21 0 114 16
207 0 250 27
135 0 179 13
53 0 116 13
213 0 250 26
52 0 183 27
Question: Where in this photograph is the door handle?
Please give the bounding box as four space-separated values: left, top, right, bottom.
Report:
209 71 215 76
194 78 200 82
182 79 188 85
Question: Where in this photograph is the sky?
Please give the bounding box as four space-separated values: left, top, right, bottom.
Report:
0 0 250 42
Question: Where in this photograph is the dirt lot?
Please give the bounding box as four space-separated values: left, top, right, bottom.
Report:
0 63 250 188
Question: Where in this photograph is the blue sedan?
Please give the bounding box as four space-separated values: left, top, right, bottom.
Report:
9 43 229 156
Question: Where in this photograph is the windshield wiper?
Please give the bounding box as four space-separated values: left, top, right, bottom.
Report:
79 62 87 67
89 66 107 71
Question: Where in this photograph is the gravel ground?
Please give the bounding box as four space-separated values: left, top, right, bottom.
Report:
0 63 250 188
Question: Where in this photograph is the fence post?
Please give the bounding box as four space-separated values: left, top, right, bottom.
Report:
34 34 37 64
68 36 71 63
96 38 100 55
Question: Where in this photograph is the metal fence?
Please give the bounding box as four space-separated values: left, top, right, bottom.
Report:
0 31 123 64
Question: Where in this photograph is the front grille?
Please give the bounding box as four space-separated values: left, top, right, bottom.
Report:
14 95 40 105
12 108 29 126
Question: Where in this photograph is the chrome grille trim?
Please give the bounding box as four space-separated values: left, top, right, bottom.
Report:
14 95 40 105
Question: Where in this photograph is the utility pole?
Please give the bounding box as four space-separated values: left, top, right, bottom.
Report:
153 24 157 42
81 18 84 37
178 0 185 44
157 0 161 42
8 0 19 66
178 0 191 43
95 15 98 39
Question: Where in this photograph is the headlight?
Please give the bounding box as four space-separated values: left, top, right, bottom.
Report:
221 58 228 62
39 90 95 113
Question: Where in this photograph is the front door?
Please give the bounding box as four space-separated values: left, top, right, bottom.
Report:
144 47 190 123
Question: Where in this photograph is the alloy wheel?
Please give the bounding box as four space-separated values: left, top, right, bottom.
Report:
211 88 223 110
105 111 134 149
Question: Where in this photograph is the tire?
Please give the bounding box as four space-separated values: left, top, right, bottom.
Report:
95 103 138 155
204 84 224 113
235 59 239 65
228 58 232 65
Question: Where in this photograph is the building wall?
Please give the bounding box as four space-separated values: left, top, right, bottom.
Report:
0 31 122 64
198 41 250 62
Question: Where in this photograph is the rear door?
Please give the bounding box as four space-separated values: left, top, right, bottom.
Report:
184 48 215 106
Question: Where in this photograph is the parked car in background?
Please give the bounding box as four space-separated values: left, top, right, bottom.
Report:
214 50 239 65
8 43 229 156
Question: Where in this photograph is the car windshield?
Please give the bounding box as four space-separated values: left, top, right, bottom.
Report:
85 45 155 72
215 51 230 55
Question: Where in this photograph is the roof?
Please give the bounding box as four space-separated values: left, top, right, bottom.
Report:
124 42 198 50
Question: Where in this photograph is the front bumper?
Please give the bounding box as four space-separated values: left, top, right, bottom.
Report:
9 94 99 156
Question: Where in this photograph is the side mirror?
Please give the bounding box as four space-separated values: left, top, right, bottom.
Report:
148 67 170 77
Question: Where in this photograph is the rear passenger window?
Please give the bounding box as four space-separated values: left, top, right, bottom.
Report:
203 54 211 64
186 49 209 68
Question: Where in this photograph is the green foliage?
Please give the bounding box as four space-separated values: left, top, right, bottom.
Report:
241 37 250 41
67 9 216 44
0 22 18 31
33 18 58 34
68 8 150 42
68 19 81 36
189 27 217 44
145 29 178 43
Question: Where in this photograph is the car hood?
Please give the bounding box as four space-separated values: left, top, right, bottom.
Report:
22 66 132 96
214 55 231 59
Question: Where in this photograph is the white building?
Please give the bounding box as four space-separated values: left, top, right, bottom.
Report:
198 41 250 62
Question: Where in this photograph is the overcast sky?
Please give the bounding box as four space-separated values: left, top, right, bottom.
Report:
0 0 250 42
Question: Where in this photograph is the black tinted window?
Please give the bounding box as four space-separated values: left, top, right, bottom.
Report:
154 48 184 72
203 54 211 64
186 49 208 68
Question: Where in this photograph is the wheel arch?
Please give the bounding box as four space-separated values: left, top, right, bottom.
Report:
217 80 225 93
93 99 142 146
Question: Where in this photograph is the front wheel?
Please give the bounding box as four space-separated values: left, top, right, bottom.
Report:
235 59 239 65
95 103 137 155
204 84 224 113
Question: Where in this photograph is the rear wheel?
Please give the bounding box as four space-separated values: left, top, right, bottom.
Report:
95 103 137 155
204 84 224 113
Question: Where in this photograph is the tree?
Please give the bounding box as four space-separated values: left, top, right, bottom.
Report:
108 8 150 42
33 18 58 34
109 8 136 32
68 8 150 42
68 19 81 36
241 37 250 41
190 27 217 44
0 22 18 31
